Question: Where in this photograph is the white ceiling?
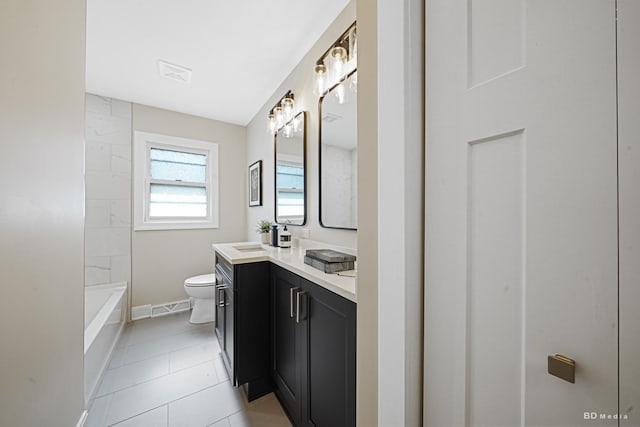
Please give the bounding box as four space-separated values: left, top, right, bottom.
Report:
86 0 350 126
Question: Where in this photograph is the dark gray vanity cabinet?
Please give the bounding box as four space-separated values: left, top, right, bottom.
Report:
271 265 304 426
215 254 271 401
270 264 356 427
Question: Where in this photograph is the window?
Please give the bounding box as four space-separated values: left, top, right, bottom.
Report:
134 132 219 230
276 163 304 222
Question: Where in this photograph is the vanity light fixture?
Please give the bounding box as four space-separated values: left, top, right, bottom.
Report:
274 105 284 128
282 93 295 122
267 111 277 134
267 90 297 136
329 46 348 84
313 64 327 96
313 22 357 98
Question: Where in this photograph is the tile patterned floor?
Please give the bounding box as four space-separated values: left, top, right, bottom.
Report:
86 311 292 427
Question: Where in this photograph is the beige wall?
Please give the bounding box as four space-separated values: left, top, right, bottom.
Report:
132 104 247 307
0 0 86 425
245 2 358 249
355 1 379 426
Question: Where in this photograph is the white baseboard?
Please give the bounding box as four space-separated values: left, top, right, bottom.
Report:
131 304 151 320
76 410 88 427
131 299 191 321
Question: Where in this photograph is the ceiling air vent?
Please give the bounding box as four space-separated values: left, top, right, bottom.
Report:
322 112 342 123
157 60 192 84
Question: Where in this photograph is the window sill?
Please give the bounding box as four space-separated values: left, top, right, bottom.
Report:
134 221 219 231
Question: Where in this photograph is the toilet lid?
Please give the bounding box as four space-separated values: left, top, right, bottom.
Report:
184 273 215 287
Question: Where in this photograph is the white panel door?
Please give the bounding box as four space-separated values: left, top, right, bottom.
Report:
618 1 640 424
424 1 619 426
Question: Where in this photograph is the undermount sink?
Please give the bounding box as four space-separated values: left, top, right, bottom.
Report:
232 244 264 252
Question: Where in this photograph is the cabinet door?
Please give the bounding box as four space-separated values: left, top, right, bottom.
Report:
271 265 303 426
214 271 225 352
300 278 356 427
223 287 234 382
234 262 270 386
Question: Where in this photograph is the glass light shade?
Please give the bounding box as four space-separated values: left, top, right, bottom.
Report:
313 63 327 96
348 28 357 71
283 122 293 138
335 82 346 104
268 113 277 134
293 115 301 133
349 71 358 93
330 46 348 85
282 96 294 122
349 28 357 62
274 105 284 128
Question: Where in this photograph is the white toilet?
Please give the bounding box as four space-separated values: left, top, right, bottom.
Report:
183 274 215 324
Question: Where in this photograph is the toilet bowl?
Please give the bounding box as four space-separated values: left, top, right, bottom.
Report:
183 273 215 324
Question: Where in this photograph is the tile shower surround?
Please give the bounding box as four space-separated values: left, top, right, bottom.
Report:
85 94 132 287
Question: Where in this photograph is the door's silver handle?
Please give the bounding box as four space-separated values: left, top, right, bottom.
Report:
296 291 305 324
218 289 225 307
290 287 299 318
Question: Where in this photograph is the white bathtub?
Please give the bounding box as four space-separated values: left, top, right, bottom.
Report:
84 282 127 405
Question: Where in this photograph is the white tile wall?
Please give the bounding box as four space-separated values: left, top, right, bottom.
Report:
85 93 132 288
110 200 132 227
86 171 132 200
110 254 132 284
86 141 113 172
86 113 132 145
85 228 131 258
321 144 356 228
86 200 111 228
85 256 112 286
86 94 112 115
111 145 132 173
111 99 133 119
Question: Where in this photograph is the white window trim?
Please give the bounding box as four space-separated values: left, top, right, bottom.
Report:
134 131 219 231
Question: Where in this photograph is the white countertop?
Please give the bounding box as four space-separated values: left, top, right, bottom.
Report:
212 241 357 303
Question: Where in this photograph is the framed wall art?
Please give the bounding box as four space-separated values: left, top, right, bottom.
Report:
248 160 262 207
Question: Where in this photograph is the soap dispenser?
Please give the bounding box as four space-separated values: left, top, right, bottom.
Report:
270 224 279 247
279 225 291 248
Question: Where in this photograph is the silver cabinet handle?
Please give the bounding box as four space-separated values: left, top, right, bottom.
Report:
218 289 225 308
296 291 305 323
290 287 299 318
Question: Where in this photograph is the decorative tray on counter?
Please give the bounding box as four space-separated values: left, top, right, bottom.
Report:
304 249 356 273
